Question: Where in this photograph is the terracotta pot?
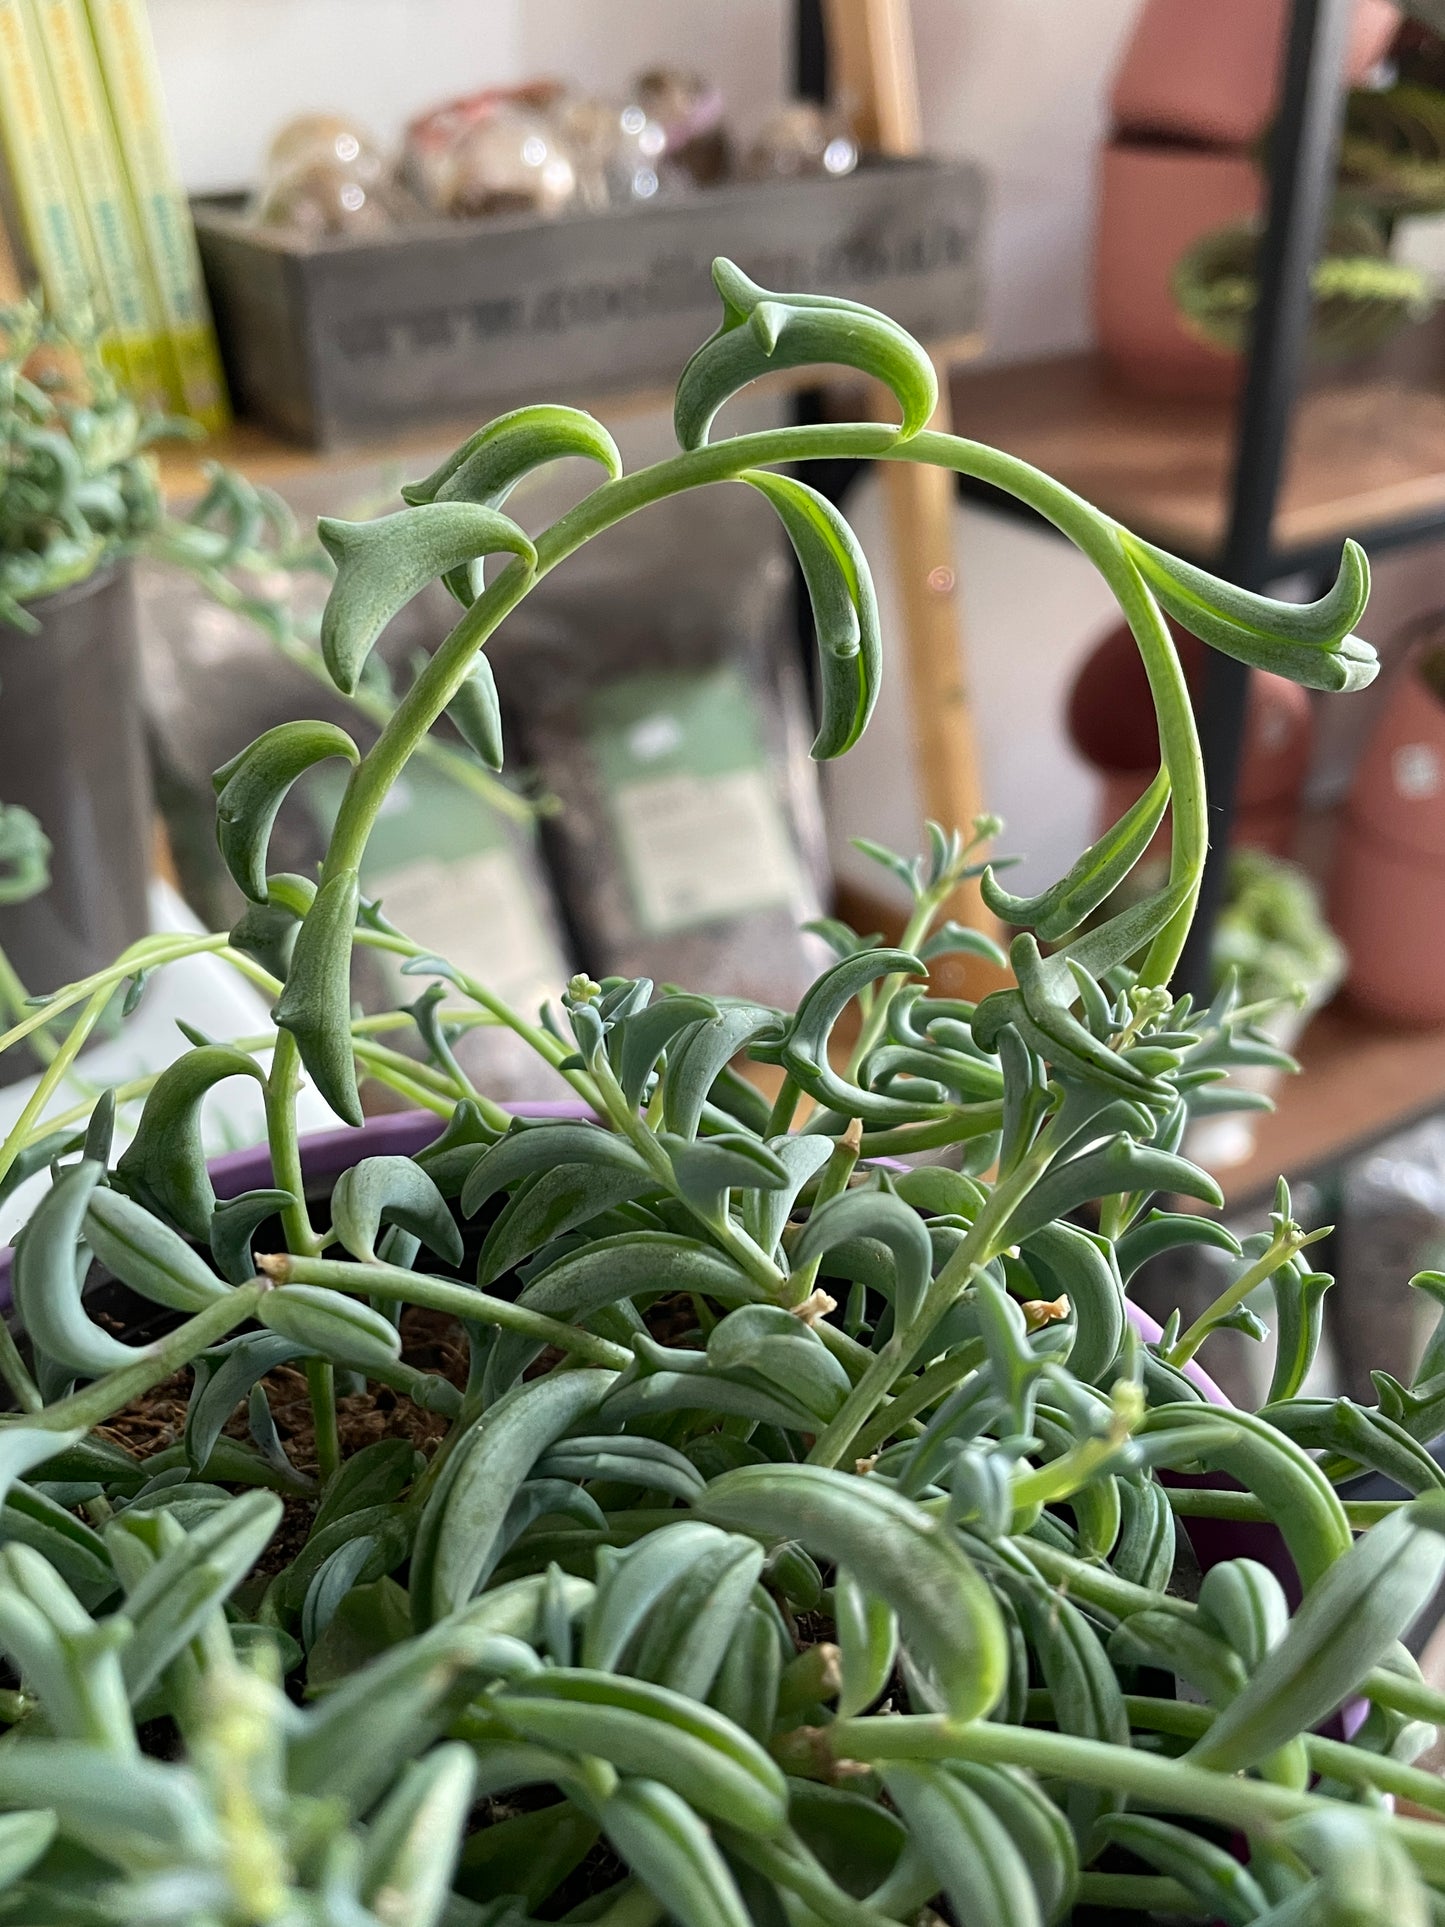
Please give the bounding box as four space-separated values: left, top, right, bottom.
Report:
1068 617 1314 852
1344 655 1445 857
0 564 152 1001
1111 0 1400 147
1094 142 1259 398
1332 653 1445 1024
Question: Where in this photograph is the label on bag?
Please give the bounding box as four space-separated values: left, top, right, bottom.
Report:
589 668 801 937
305 762 566 1015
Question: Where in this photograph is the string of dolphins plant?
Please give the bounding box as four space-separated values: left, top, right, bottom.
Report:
1 259 1443 1926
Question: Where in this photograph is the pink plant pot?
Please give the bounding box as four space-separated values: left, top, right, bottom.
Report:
1094 142 1259 399
1332 818 1445 1025
1070 619 1314 853
1111 0 1400 147
1332 655 1445 1026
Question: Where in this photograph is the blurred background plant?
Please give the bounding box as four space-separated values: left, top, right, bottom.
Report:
1170 3 1445 361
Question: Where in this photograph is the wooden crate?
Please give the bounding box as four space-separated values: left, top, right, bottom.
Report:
192 156 985 447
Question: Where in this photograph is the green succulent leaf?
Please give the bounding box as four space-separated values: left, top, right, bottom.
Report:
184 1332 303 1472
743 468 882 758
403 403 621 596
707 1305 851 1423
661 1131 790 1217
1094 1814 1267 1927
582 1520 752 1677
781 948 945 1126
1144 1403 1354 1598
1006 1135 1222 1242
791 1185 934 1327
0 1809 58 1888
212 719 359 903
483 1231 756 1399
1267 1263 1334 1405
700 1464 1007 1722
1008 1575 1129 1846
359 1742 478 1927
591 1775 753 1927
885 1762 1044 1927
0 1426 84 1514
662 1002 786 1140
411 1369 618 1625
740 1132 833 1257
1113 1210 1242 1282
0 1542 131 1751
271 868 363 1127
834 1563 898 1719
1195 1557 1290 1671
617 993 719 1110
258 1283 404 1371
461 1120 648 1218
1124 534 1378 693
478 1162 661 1287
1277 1809 1430 1927
944 1764 1078 1926
228 872 315 981
289 1615 545 1814
108 1492 282 1705
208 1188 297 1287
675 257 937 450
1261 1395 1445 1494
1190 1492 1445 1772
12 1161 140 1377
116 1045 268 1240
0 1741 219 1869
488 1669 788 1836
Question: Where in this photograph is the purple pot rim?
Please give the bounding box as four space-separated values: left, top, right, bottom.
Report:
4 1102 1232 1409
0 1104 587 1302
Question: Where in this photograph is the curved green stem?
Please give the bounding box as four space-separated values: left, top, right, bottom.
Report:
821 1714 1445 1879
264 1029 320 1257
356 926 599 1110
1168 1223 1308 1366
0 980 114 1189
317 423 1204 983
1112 1693 1445 1817
1075 1874 1194 1914
0 939 55 1064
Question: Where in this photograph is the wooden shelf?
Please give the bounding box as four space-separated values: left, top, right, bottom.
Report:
155 331 986 504
949 318 1445 566
1214 1000 1445 1209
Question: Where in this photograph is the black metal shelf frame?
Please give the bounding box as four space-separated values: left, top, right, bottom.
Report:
1176 0 1360 997
801 0 1382 1008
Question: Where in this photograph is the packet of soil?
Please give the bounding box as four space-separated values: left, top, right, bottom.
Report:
491 482 829 1007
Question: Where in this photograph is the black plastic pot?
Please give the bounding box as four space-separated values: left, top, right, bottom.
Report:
0 563 152 1042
